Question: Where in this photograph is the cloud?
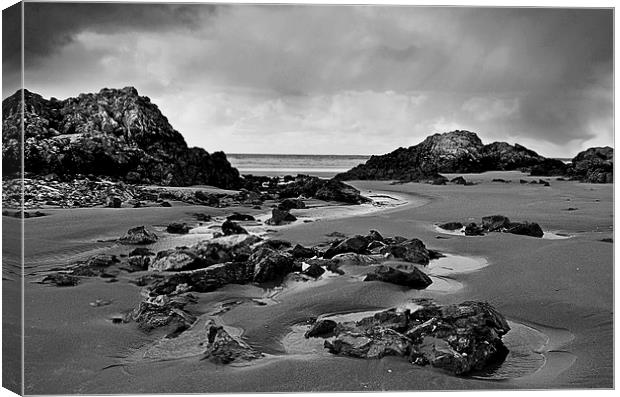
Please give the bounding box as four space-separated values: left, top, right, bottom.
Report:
5 3 613 157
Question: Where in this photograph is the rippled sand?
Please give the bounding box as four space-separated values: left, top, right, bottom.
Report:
6 171 613 393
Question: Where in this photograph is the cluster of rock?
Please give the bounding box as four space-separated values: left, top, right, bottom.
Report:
2 172 369 210
2 87 241 188
39 226 514 372
242 174 370 205
335 130 612 184
439 215 544 238
305 300 510 375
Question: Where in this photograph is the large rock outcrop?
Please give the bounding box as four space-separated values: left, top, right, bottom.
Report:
567 146 613 183
2 88 241 188
335 130 568 182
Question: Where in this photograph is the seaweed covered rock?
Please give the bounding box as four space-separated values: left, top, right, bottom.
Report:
379 238 430 265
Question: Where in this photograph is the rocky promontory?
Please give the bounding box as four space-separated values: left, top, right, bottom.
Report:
335 130 611 183
2 87 241 188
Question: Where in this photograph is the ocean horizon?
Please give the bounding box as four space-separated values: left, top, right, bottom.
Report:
228 153 574 178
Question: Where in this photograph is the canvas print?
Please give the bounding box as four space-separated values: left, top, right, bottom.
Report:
1 1 614 394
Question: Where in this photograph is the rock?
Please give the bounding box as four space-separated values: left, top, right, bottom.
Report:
366 229 384 242
323 235 369 259
258 239 292 250
41 273 79 287
106 196 122 208
278 198 306 211
336 131 566 183
226 213 255 222
271 175 370 205
317 300 510 375
266 208 297 226
538 179 550 186
191 234 262 266
505 222 544 238
492 178 510 183
331 253 380 266
69 254 119 276
305 319 337 338
450 176 467 185
291 244 316 259
149 249 207 272
529 158 568 176
481 215 510 232
302 263 325 278
250 247 295 283
202 320 262 364
367 240 387 254
567 146 613 183
119 226 158 244
432 176 448 185
2 88 242 188
221 220 248 236
364 265 432 289
438 222 463 231
160 201 172 207
520 179 528 184
126 294 197 332
464 223 485 236
166 222 191 234
379 238 430 265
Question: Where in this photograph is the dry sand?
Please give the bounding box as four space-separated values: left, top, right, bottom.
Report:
3 171 613 393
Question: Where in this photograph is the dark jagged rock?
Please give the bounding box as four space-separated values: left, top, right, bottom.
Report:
118 226 158 245
492 178 510 183
366 229 384 242
520 179 528 184
305 319 337 338
266 175 369 205
464 223 485 236
438 222 463 231
129 247 154 257
125 294 197 332
202 320 262 364
316 300 510 375
302 263 326 279
567 146 613 183
221 220 248 236
149 249 207 272
250 247 295 283
226 213 255 222
323 235 369 259
166 222 191 234
266 208 297 226
277 198 306 211
481 215 511 232
364 265 432 289
191 234 262 266
291 244 316 259
379 238 430 265
505 222 544 238
2 88 241 188
258 239 292 250
336 130 571 182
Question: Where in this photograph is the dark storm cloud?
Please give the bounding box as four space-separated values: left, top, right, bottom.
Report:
6 2 218 72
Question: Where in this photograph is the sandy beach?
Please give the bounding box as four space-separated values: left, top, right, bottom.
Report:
1 170 610 394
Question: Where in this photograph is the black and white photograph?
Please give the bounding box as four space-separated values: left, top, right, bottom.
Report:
1 0 615 394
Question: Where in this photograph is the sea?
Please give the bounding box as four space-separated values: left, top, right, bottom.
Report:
227 153 573 179
227 153 370 178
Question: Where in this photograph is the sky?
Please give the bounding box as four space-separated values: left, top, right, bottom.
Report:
2 2 614 157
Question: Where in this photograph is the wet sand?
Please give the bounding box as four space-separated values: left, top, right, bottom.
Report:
7 171 613 393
